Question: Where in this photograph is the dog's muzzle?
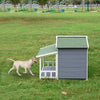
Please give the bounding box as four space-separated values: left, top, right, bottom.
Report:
34 60 37 63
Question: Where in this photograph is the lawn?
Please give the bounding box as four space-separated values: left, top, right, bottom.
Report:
0 12 100 100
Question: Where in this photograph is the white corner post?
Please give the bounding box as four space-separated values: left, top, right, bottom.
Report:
39 57 41 79
86 36 89 80
56 53 58 79
86 49 88 80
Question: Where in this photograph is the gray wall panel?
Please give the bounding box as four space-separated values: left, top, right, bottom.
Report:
58 49 87 79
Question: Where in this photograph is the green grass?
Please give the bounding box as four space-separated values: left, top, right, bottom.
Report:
0 12 100 100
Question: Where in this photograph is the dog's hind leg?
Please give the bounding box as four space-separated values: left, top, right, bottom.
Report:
16 66 21 76
23 68 27 74
8 65 15 74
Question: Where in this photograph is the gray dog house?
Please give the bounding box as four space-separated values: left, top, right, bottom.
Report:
36 36 89 79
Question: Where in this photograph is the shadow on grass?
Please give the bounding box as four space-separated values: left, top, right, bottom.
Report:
9 73 35 80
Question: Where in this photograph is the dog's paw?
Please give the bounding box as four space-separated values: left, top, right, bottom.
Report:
32 74 35 76
18 74 22 76
8 72 10 75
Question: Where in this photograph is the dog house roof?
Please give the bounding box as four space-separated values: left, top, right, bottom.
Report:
36 36 89 58
56 36 89 48
36 44 57 58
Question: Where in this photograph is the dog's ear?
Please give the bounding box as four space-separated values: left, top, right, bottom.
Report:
32 57 36 62
31 57 37 63
31 57 34 60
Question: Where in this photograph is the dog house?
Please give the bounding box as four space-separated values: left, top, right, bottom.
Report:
36 36 89 79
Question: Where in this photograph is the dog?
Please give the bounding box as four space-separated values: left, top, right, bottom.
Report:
8 57 37 76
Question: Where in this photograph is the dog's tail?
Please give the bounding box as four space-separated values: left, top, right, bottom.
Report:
7 58 15 62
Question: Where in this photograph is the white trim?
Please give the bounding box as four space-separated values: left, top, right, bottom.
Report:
56 53 58 79
47 62 49 66
36 52 57 58
86 49 88 80
56 35 87 38
56 36 58 48
52 61 54 67
44 72 46 77
50 72 52 78
39 57 41 79
86 36 89 48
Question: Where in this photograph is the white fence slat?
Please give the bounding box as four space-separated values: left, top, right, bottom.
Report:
52 62 54 67
50 72 52 78
44 72 46 77
47 62 49 67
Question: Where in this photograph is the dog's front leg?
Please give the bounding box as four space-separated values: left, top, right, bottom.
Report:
23 68 27 74
28 68 34 76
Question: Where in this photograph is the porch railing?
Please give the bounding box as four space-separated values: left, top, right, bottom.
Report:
41 61 56 78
